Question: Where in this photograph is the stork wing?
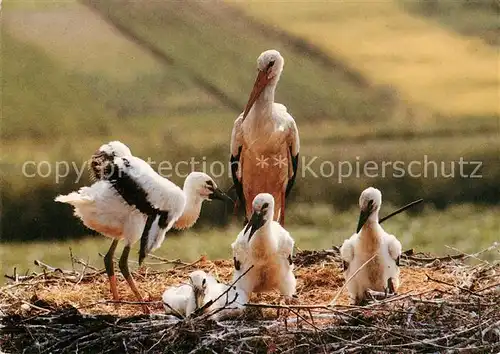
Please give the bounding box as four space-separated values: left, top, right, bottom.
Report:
112 156 183 213
273 222 295 264
340 234 358 271
110 156 185 263
384 233 402 266
230 114 245 207
231 228 250 272
284 114 300 198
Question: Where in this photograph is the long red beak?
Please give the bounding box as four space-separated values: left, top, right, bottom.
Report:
243 69 271 119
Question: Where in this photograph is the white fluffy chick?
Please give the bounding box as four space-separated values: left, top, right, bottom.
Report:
340 187 402 304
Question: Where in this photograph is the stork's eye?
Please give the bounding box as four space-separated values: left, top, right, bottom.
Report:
262 202 269 209
202 278 206 286
267 60 275 69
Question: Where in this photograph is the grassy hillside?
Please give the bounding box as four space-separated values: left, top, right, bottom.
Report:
401 0 500 46
233 0 499 120
2 0 499 242
82 0 410 125
1 32 113 140
2 3 227 144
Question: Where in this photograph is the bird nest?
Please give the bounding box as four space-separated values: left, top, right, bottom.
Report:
1 246 499 353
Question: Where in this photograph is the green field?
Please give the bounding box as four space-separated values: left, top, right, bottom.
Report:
1 0 498 263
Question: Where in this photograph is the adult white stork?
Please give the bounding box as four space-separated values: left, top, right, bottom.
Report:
230 49 300 226
340 187 402 304
231 193 296 304
162 270 242 319
55 142 230 312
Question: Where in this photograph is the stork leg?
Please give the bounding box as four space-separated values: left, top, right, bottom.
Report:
118 245 149 314
387 278 396 294
104 239 119 301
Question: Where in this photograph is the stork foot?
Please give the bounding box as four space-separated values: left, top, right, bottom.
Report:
387 278 396 295
283 294 298 305
365 289 387 302
276 294 298 319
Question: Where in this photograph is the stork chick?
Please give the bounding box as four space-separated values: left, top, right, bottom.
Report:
189 270 243 319
230 49 300 226
340 187 402 304
163 271 243 319
162 271 211 318
161 284 194 318
231 193 296 304
55 142 230 312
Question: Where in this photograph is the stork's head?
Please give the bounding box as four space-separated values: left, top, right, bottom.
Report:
243 49 284 119
244 193 275 241
98 141 132 158
257 49 284 81
189 270 209 310
90 141 132 180
356 187 382 232
184 172 232 202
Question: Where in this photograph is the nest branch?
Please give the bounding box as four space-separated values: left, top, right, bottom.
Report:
1 245 499 353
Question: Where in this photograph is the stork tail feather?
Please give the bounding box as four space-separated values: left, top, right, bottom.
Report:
55 193 91 205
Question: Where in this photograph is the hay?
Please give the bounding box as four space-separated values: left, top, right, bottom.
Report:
1 246 499 353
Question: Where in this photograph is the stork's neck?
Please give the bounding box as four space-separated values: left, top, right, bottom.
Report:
368 209 380 224
249 220 273 244
359 211 382 244
251 82 277 121
173 190 203 230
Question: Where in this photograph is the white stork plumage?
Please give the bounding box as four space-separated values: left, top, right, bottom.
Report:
55 141 230 312
340 187 402 304
230 49 300 226
161 283 195 318
162 270 243 319
161 270 209 318
231 193 296 304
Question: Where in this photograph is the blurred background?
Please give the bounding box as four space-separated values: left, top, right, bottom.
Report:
1 0 499 281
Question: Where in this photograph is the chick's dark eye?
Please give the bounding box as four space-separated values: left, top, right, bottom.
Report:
262 202 269 208
206 180 213 187
268 60 275 68
202 279 206 286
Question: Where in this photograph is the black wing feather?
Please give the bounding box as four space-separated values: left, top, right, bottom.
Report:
285 148 299 198
230 146 245 207
107 159 156 215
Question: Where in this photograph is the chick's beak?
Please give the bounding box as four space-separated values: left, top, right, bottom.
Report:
244 208 267 241
356 200 374 233
193 286 204 309
209 187 233 202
